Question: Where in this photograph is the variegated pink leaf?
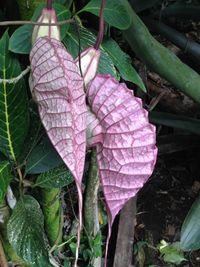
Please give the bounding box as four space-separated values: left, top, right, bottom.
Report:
29 37 87 266
87 74 157 260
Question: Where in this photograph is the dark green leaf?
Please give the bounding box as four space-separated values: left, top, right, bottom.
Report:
0 161 12 203
0 31 29 161
181 196 200 251
130 0 161 12
150 111 200 135
63 26 118 79
7 195 53 267
25 136 63 174
102 38 146 92
9 3 71 54
79 0 132 30
33 165 74 188
158 240 186 264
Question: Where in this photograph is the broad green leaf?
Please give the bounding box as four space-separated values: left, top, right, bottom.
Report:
0 161 12 203
158 240 187 264
25 136 63 174
102 38 146 92
63 26 118 79
150 111 200 135
9 3 71 54
181 196 200 251
7 195 53 267
79 0 132 30
0 31 29 161
33 165 74 188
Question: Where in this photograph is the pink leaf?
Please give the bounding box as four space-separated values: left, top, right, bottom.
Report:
87 74 157 262
29 37 87 266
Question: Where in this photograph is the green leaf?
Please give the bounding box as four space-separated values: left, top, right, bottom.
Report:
33 165 74 188
150 111 200 135
63 26 118 79
7 195 53 267
102 38 146 92
25 136 63 174
79 0 132 30
130 0 161 13
9 3 71 54
181 196 200 251
0 31 29 161
0 161 12 203
158 240 186 264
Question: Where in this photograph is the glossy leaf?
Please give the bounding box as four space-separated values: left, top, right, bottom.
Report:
25 136 63 174
63 25 118 79
0 161 12 204
102 38 146 92
34 164 74 188
181 196 200 251
0 31 29 161
87 75 157 248
80 0 132 30
9 3 71 54
7 195 53 267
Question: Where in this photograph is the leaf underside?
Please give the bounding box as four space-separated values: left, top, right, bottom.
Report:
30 37 86 187
87 75 157 225
30 37 87 265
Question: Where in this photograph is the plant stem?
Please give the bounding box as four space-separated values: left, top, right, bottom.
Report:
94 0 105 50
84 150 101 267
0 19 74 26
123 3 200 104
41 188 63 247
47 0 52 10
0 238 8 267
84 150 100 236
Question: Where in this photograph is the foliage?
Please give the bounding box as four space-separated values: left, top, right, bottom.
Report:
0 0 200 266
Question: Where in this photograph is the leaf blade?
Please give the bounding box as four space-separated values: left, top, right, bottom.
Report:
0 31 29 161
102 38 146 92
0 161 12 203
7 195 52 267
63 25 118 79
34 164 74 188
181 196 200 251
80 0 132 30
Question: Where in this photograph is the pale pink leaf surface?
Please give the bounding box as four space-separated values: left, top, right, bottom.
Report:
87 75 157 257
29 37 87 266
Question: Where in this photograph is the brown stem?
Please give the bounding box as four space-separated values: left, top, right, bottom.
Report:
0 19 74 26
94 0 105 50
0 238 9 267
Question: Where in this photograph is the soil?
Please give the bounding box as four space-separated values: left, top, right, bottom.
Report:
135 145 200 267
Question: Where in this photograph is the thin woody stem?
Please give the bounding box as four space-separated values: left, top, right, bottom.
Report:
0 19 74 27
94 0 105 50
0 66 30 84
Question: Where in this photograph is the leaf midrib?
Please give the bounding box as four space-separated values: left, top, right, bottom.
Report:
2 56 16 161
